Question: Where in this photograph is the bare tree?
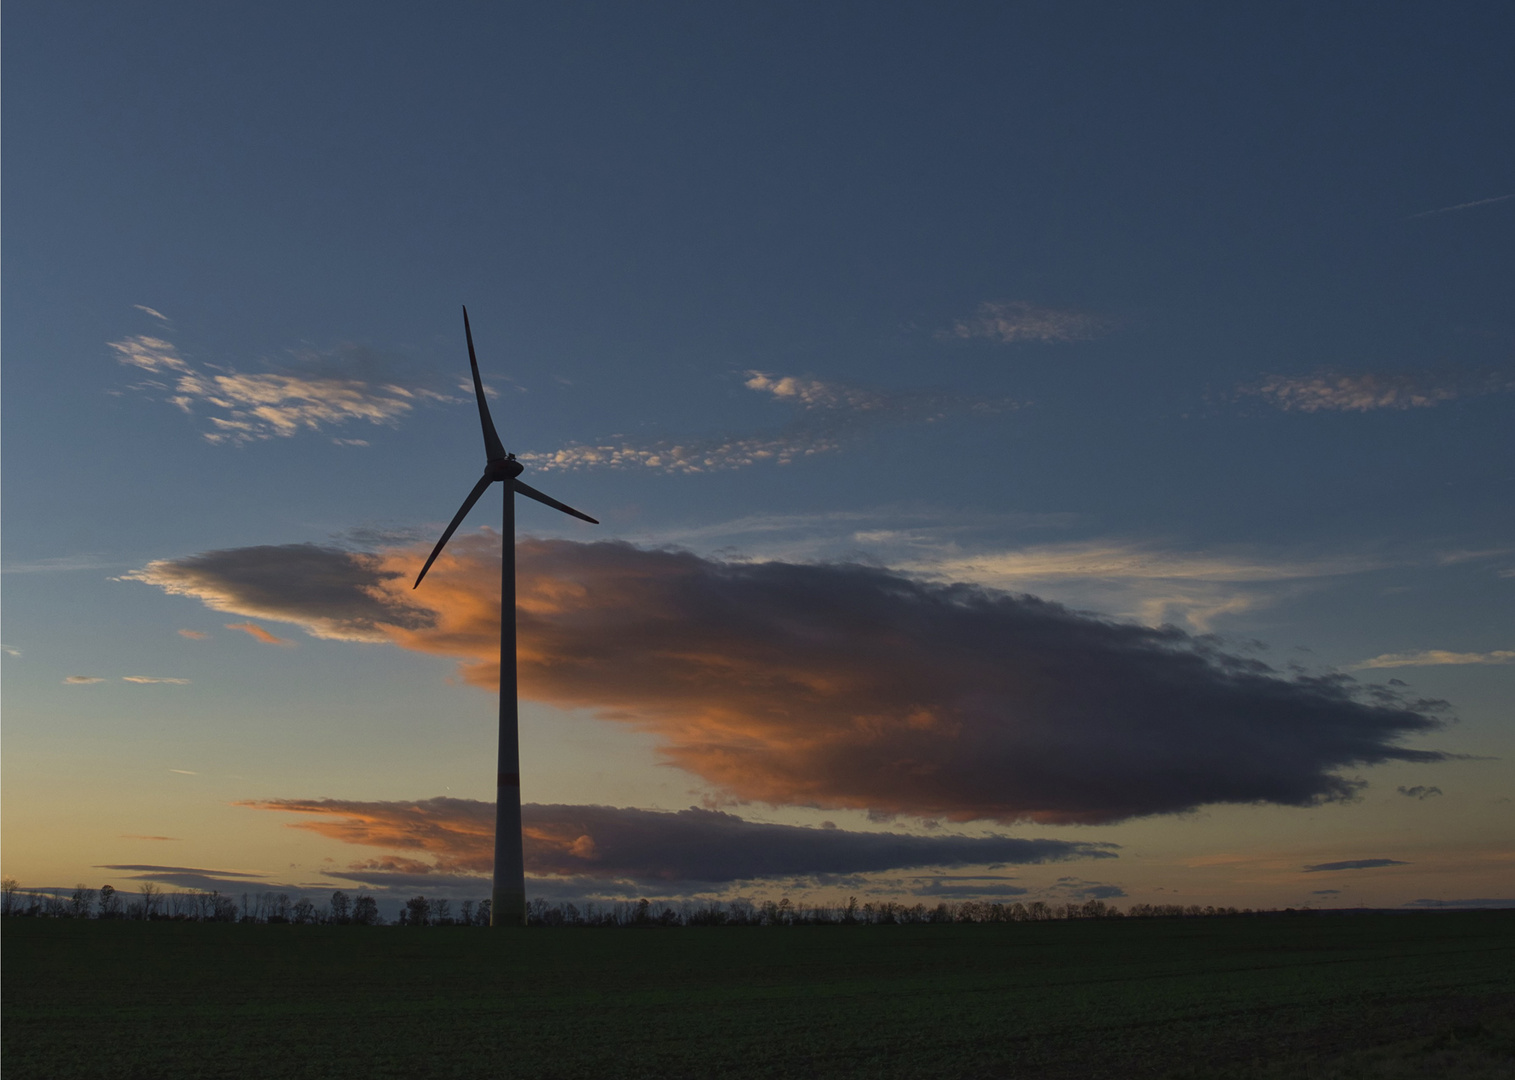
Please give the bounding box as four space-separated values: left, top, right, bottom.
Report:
211 893 239 921
139 882 163 920
1 877 20 917
433 898 452 925
291 898 316 924
330 891 351 924
459 899 474 926
70 885 97 919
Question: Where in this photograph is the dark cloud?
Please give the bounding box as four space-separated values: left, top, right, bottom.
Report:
242 798 1113 886
525 805 1106 883
1302 859 1409 872
125 543 430 641
910 875 1030 899
96 863 269 890
144 538 1448 824
1397 785 1443 800
1402 898 1515 909
1311 889 1343 895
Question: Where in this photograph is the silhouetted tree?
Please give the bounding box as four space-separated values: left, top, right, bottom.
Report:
330 891 351 923
404 895 431 926
1 877 20 917
291 898 316 924
351 894 380 926
98 885 123 919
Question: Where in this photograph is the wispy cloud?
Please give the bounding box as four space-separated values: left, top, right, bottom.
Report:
2 644 20 657
1302 858 1409 872
1356 649 1515 669
63 675 105 684
139 537 1448 825
520 372 1010 474
1408 192 1515 218
242 798 1112 887
122 675 191 685
110 334 190 373
940 300 1112 344
110 327 463 445
1397 785 1443 800
120 834 180 841
225 621 295 647
1238 368 1514 413
132 304 170 322
628 512 1379 632
896 539 1381 632
168 769 198 775
177 629 209 640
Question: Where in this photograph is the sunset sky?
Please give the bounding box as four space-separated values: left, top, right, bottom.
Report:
4 2 1512 914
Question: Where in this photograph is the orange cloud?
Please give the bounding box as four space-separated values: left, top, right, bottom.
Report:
237 796 493 875
145 538 1446 825
178 629 209 640
241 798 1111 886
226 621 295 647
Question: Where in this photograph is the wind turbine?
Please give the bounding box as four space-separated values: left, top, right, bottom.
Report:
413 307 598 927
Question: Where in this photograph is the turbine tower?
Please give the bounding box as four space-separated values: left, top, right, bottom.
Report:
414 307 597 926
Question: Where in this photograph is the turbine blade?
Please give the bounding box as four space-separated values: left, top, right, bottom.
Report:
513 479 599 524
414 472 496 588
463 306 508 463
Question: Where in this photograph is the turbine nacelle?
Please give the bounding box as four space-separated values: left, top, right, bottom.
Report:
487 455 525 481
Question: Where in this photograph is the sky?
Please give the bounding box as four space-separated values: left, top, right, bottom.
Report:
3 1 1512 915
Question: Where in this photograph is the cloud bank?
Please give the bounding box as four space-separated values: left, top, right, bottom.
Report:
242 798 1112 887
134 537 1448 825
520 373 1008 474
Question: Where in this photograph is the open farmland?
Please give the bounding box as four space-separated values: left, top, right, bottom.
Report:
4 911 1512 1079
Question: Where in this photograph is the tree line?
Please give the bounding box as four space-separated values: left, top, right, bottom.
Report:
0 879 383 924
520 896 1255 927
3 878 1259 926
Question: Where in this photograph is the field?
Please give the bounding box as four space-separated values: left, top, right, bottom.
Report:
4 912 1513 1079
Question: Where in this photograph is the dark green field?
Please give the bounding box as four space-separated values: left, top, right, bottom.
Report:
4 912 1513 1079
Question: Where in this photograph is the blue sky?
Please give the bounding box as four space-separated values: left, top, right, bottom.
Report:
4 1 1512 912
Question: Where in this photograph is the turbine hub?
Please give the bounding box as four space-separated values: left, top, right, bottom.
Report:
487 457 524 480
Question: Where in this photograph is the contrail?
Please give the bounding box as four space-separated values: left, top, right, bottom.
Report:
1408 192 1515 219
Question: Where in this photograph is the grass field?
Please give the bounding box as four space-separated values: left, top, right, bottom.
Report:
4 912 1512 1079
